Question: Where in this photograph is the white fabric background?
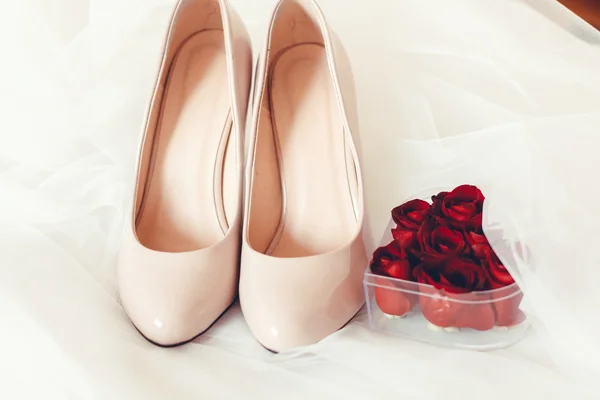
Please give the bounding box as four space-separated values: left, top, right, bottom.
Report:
1 0 600 398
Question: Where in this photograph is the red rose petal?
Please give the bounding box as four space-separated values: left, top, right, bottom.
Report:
471 243 491 259
439 273 454 287
431 192 448 202
413 264 436 285
444 203 476 222
466 231 488 246
432 226 466 254
471 213 483 227
443 258 488 292
391 227 417 250
385 259 413 281
487 258 515 287
450 185 485 202
406 210 424 221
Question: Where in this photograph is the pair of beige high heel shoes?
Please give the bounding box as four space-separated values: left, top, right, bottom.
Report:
118 0 367 352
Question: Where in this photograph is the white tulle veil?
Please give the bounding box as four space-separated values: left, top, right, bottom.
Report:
1 0 600 397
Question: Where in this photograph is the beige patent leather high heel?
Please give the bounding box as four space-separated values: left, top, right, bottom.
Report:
117 0 251 347
240 0 367 352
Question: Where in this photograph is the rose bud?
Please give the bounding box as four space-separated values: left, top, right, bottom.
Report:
484 251 515 289
391 199 431 230
413 257 487 293
464 233 525 326
482 250 524 327
370 241 417 317
431 185 484 230
465 231 490 259
370 241 412 280
466 232 516 289
413 258 495 331
416 219 468 261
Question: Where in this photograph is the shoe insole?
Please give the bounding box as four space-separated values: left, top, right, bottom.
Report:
267 43 356 257
136 30 234 252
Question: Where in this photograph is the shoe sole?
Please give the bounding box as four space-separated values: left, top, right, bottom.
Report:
132 300 236 348
256 303 364 354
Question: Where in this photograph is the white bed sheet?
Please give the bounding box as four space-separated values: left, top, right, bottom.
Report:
1 0 600 398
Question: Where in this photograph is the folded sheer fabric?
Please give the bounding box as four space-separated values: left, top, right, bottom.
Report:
482 117 600 384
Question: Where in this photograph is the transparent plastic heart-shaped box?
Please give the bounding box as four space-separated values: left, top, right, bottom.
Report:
363 189 530 350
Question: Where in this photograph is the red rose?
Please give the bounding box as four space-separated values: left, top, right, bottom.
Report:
480 246 523 326
484 252 515 288
484 254 523 326
370 241 417 316
416 219 467 261
391 199 430 230
370 241 412 280
414 258 493 330
465 231 489 258
418 287 496 331
431 185 484 229
465 232 524 325
466 232 515 289
429 191 447 222
413 257 487 294
379 185 527 328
